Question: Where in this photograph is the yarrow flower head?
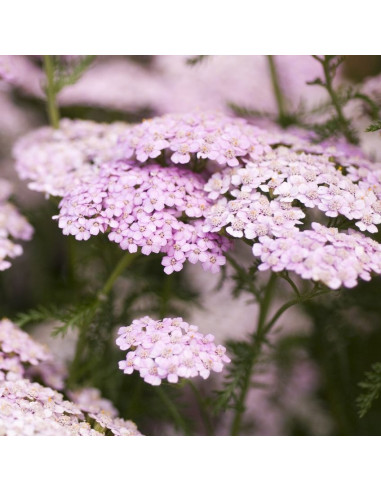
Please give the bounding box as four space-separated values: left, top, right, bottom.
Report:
13 119 130 196
0 319 141 436
202 128 381 289
68 387 141 436
0 318 51 382
54 161 230 275
119 111 273 167
14 110 381 288
116 316 230 386
0 179 33 271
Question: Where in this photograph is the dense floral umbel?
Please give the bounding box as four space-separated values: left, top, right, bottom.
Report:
13 119 129 196
253 223 381 289
116 317 230 385
68 387 141 436
0 318 50 381
0 378 142 436
14 111 381 287
0 319 141 436
201 127 381 288
119 111 273 166
0 179 33 270
55 161 230 275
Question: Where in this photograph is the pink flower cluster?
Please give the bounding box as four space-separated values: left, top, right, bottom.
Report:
68 387 141 436
55 161 229 275
116 317 230 386
202 132 381 288
0 179 33 270
120 111 271 167
0 318 50 381
13 119 129 196
253 223 381 290
13 110 381 289
0 319 141 436
0 378 97 436
206 145 381 234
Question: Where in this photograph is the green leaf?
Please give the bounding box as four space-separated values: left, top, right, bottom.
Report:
212 339 254 414
365 121 381 132
357 362 381 418
15 299 98 337
53 55 96 94
15 305 58 328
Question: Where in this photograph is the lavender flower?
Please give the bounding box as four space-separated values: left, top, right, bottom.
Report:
0 319 141 436
116 317 230 386
54 161 229 275
68 387 141 436
203 131 381 289
13 119 130 196
14 111 381 287
0 179 33 270
0 318 50 371
120 111 272 167
252 223 381 289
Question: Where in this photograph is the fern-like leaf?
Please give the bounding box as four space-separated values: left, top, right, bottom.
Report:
357 362 381 418
365 121 381 132
52 56 96 94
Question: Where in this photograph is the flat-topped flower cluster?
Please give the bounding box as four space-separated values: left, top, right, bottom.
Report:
13 111 381 288
55 161 229 274
116 317 230 386
13 119 130 196
0 319 141 436
0 179 33 271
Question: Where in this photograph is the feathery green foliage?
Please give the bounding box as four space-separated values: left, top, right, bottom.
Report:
212 338 258 414
365 121 381 132
357 362 381 418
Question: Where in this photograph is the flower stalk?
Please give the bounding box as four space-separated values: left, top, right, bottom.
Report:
43 55 60 129
68 252 139 385
230 275 329 435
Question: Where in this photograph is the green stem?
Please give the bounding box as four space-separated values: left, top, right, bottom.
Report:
159 274 173 319
230 277 329 435
157 386 191 435
68 252 139 385
188 380 214 435
267 55 287 126
230 273 277 435
280 272 300 298
43 55 60 129
99 252 139 299
319 56 358 145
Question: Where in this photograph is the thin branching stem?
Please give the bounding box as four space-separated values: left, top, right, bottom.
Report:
313 55 358 144
157 386 191 435
99 252 139 299
43 55 60 128
68 252 139 385
188 380 214 436
267 55 287 126
230 272 277 435
230 277 329 435
279 272 301 298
